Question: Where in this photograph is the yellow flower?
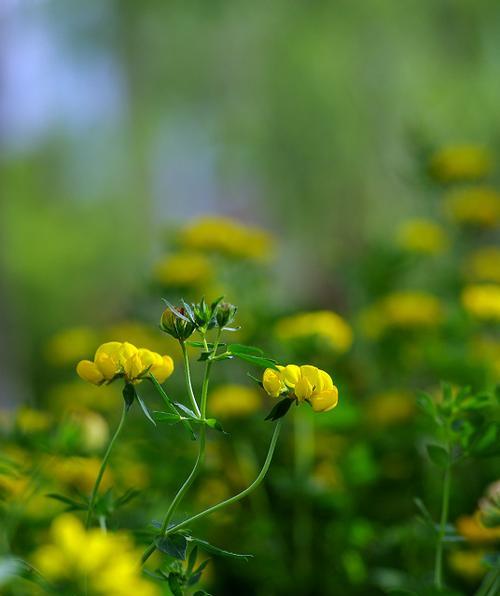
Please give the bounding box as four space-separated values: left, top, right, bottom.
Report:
179 216 273 261
365 391 415 427
16 408 52 434
360 291 443 339
76 341 174 385
464 247 500 283
45 326 99 366
274 311 353 353
444 187 500 228
153 252 214 288
32 514 159 596
209 384 262 417
396 218 448 255
462 284 500 322
262 364 339 413
456 513 500 544
448 549 487 581
48 382 119 413
429 145 492 182
48 456 112 493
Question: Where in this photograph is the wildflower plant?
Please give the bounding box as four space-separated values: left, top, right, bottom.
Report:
43 296 340 595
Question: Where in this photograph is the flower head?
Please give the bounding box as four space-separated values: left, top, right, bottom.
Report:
153 252 214 288
396 218 448 255
274 311 353 353
461 284 500 322
429 144 492 183
209 384 262 418
444 187 500 228
32 514 159 596
179 216 273 261
464 247 500 283
262 364 339 413
76 342 174 386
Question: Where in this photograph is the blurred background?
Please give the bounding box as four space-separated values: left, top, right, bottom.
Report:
1 1 500 595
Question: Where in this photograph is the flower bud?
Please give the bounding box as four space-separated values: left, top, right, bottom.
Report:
216 302 238 329
160 306 196 341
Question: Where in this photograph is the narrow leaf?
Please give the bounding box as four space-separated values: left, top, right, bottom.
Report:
265 397 294 421
187 537 252 561
136 393 156 426
228 344 264 357
156 534 188 560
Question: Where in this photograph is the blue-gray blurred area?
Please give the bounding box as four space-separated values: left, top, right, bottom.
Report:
1 0 500 392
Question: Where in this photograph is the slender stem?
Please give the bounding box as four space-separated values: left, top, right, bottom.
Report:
141 418 282 566
149 372 194 438
434 462 451 590
181 341 201 417
476 568 500 596
85 402 127 529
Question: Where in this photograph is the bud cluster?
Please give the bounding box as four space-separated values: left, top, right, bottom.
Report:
160 297 238 340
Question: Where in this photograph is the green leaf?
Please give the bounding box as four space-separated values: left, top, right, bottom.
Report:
227 344 264 357
265 397 294 421
187 545 198 576
174 403 198 419
136 393 156 426
231 352 279 370
413 497 434 528
188 559 211 586
204 418 228 434
156 534 188 560
122 383 136 411
152 411 183 424
168 573 183 596
187 537 252 561
114 488 140 509
416 391 436 418
426 444 449 467
186 341 226 350
470 424 500 457
45 493 87 511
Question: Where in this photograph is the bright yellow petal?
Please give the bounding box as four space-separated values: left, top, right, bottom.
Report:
76 360 104 385
152 355 175 383
262 368 283 398
294 376 313 401
318 369 334 391
282 364 300 388
310 388 339 412
299 365 321 390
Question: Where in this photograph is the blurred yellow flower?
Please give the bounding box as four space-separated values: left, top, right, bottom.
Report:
76 341 174 386
262 364 339 413
448 549 487 581
45 326 99 366
396 218 448 255
153 251 214 288
429 145 492 182
456 513 500 544
16 408 52 434
209 384 262 418
464 247 500 283
360 291 443 339
444 187 500 228
274 310 353 353
65 410 110 452
179 216 273 261
48 381 119 413
32 514 159 596
462 284 500 322
365 391 415 427
48 456 112 493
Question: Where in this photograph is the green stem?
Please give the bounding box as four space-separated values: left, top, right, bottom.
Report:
141 418 282 564
476 568 500 596
181 341 201 417
85 402 127 529
434 462 451 590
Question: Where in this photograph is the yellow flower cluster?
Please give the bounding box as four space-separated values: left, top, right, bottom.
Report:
45 326 99 366
456 513 500 544
209 384 262 418
262 365 339 413
76 342 174 386
153 251 214 288
179 216 273 261
429 145 492 182
274 310 353 353
464 247 500 283
444 187 500 228
396 218 448 255
461 284 500 322
32 514 159 596
361 291 443 339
